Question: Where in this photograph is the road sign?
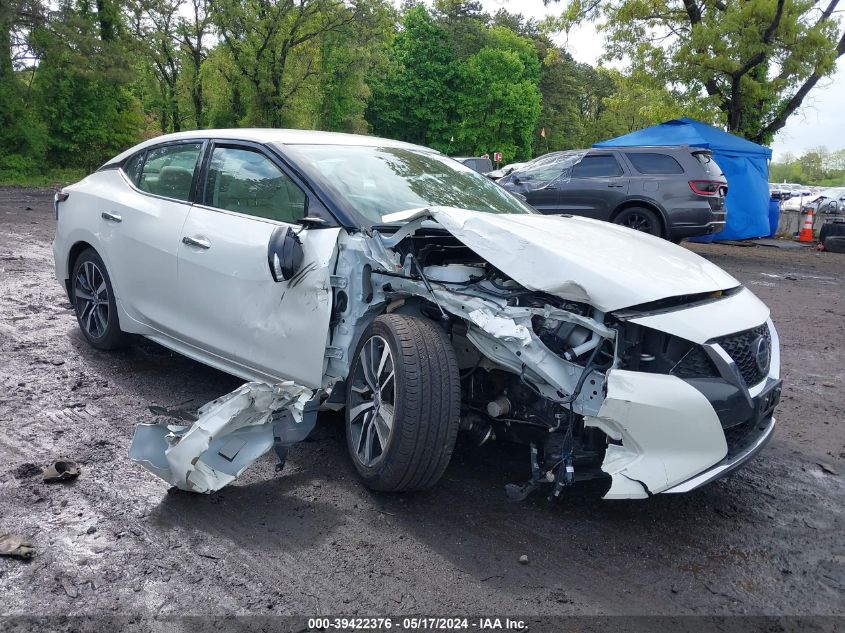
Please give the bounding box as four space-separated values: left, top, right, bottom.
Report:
493 152 502 163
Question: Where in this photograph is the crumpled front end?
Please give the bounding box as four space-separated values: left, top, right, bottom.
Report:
347 208 782 500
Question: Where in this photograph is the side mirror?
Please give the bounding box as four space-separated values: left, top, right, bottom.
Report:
267 226 303 282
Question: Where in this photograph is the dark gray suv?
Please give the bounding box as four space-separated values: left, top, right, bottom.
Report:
497 146 727 241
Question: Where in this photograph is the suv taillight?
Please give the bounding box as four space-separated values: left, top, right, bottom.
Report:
689 180 723 196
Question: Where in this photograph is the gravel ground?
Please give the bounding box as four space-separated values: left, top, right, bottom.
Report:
0 187 843 619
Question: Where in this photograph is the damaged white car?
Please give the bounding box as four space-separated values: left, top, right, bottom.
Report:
52 129 782 499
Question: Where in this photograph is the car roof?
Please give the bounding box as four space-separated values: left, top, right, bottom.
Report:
597 145 704 153
106 128 438 165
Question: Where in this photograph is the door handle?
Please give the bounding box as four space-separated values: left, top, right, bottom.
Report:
607 184 625 188
182 236 211 250
101 211 122 223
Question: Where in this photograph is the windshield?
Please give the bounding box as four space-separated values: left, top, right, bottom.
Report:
283 144 534 224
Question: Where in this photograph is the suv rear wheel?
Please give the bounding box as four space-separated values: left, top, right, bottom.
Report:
345 314 461 492
614 207 663 237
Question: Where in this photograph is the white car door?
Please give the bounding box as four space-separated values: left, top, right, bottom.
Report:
176 142 340 388
107 141 205 334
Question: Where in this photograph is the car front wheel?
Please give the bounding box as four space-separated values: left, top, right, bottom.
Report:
345 314 461 492
71 248 125 350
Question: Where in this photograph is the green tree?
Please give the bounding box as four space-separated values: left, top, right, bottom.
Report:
211 0 362 126
310 0 394 132
128 0 184 133
366 5 459 150
546 0 845 144
0 0 47 177
203 44 247 127
30 0 144 169
455 26 541 162
432 0 488 59
587 68 721 144
799 147 828 182
532 46 593 153
178 0 212 128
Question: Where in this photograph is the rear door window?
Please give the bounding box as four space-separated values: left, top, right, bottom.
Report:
626 153 684 175
203 146 307 223
122 152 145 186
571 154 624 178
137 143 203 201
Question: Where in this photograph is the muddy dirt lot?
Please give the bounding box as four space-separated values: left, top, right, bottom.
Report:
0 187 843 619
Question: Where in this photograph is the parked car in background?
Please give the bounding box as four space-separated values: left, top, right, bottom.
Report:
803 187 845 215
780 187 818 212
53 129 780 499
453 156 493 174
770 183 818 209
497 146 727 242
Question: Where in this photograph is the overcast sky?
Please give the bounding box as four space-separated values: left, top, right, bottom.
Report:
479 0 845 160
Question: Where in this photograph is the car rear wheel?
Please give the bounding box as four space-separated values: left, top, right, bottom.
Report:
71 248 126 350
345 314 461 492
614 207 663 237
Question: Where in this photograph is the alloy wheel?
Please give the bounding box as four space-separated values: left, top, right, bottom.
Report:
348 335 396 467
622 212 654 233
74 261 109 339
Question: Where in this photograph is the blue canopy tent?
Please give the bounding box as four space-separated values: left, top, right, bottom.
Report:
594 117 772 241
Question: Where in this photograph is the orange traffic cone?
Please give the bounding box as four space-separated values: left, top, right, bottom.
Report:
798 207 815 242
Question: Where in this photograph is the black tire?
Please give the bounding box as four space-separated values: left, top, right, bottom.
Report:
70 248 126 350
824 236 845 253
819 221 845 243
345 314 461 492
613 207 663 237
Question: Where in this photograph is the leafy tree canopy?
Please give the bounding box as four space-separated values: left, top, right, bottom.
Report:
544 0 845 144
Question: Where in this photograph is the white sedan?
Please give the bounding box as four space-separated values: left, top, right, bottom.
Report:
53 129 782 498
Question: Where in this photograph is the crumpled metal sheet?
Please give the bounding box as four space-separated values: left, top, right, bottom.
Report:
467 308 532 347
584 369 727 499
129 381 313 493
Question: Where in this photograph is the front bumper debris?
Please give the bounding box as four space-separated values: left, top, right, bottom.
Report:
129 381 315 493
585 369 729 499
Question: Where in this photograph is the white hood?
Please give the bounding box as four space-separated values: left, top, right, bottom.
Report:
384 207 739 312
